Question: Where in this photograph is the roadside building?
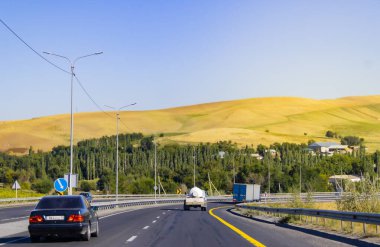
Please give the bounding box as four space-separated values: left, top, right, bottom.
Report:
308 142 349 155
328 175 362 192
250 153 263 160
218 151 226 159
328 175 362 183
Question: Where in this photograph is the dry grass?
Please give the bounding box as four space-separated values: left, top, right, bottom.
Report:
3 95 380 152
246 201 380 238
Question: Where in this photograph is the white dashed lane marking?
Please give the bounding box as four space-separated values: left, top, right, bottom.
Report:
156 216 160 219
126 236 137 242
152 220 157 223
143 226 150 230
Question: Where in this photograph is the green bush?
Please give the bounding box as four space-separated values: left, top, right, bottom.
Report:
21 182 31 190
337 176 380 213
325 130 337 138
31 179 52 194
80 180 96 192
128 177 154 194
340 136 364 146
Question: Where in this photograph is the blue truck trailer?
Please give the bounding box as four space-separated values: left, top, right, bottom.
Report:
233 183 261 202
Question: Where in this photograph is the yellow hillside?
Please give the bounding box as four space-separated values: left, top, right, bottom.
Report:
2 95 380 153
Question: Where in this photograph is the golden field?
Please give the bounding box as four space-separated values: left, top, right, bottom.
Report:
2 95 380 153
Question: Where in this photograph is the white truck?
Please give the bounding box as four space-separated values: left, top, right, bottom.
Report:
184 187 207 211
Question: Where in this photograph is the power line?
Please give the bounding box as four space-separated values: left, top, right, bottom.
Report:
119 118 134 132
1 18 114 120
1 18 136 133
0 18 70 74
74 75 114 118
74 75 134 132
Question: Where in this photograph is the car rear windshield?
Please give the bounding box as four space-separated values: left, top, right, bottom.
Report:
36 197 83 209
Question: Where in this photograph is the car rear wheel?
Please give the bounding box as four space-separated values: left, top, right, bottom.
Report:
82 224 91 241
91 222 99 237
30 235 40 243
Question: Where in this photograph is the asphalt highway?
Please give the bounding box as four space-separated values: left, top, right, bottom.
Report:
0 203 378 246
0 205 35 224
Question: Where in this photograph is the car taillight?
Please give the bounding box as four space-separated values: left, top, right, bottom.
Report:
67 214 84 222
29 215 44 223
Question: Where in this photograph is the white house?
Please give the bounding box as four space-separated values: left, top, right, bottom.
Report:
250 153 263 160
308 142 348 155
328 175 361 183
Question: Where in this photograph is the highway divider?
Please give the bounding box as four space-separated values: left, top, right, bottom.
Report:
0 191 350 205
0 194 232 205
92 196 232 211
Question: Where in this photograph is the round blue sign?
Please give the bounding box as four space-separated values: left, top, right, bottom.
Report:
54 178 68 192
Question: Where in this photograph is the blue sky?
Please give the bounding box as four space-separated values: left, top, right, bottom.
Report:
1 1 380 120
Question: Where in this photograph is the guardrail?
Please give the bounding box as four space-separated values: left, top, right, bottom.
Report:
0 192 343 204
0 195 181 204
261 192 343 203
91 198 184 210
92 194 182 198
0 195 232 206
0 197 41 203
83 196 233 211
0 194 229 203
236 203 380 234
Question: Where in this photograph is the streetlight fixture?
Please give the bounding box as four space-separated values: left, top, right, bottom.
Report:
105 103 136 201
43 51 103 195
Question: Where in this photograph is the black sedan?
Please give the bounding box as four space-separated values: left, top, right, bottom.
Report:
28 195 99 242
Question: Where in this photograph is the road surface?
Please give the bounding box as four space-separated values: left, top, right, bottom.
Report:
0 203 378 246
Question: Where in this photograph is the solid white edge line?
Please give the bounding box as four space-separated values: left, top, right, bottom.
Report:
0 237 29 246
126 236 137 242
143 226 150 230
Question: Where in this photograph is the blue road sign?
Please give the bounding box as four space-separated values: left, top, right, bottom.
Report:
54 178 68 192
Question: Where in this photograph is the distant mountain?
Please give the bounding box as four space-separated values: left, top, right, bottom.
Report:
2 95 380 153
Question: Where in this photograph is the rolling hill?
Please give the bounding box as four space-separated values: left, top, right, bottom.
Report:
2 95 380 153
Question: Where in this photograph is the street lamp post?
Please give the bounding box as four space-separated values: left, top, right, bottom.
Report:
299 162 302 194
105 103 136 201
268 161 270 195
154 141 157 203
193 147 196 187
43 51 102 195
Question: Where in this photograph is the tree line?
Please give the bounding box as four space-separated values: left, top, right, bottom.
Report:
0 133 379 194
325 130 364 146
